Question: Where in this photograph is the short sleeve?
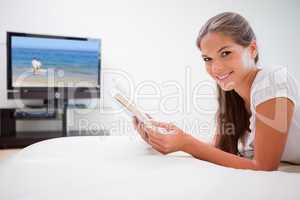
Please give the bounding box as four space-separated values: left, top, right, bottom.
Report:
251 67 298 108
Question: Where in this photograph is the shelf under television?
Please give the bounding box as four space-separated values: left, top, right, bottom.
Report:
14 116 60 120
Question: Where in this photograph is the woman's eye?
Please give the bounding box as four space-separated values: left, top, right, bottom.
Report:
203 57 212 62
221 51 231 57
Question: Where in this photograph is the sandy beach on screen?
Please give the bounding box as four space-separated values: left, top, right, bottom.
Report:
13 66 98 87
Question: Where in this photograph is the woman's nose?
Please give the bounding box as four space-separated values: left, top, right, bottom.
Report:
211 61 224 74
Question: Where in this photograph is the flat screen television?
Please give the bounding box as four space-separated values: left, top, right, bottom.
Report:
7 32 101 99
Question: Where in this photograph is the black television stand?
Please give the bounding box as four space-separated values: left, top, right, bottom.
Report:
0 99 69 148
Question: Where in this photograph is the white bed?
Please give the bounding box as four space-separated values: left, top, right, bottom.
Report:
0 136 299 200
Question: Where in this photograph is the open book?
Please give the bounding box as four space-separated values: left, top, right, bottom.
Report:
111 89 167 134
111 89 151 123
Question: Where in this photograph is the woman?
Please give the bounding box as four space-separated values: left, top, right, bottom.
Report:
133 12 300 171
31 57 42 75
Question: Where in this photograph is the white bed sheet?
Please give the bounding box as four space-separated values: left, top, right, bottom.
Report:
0 136 299 200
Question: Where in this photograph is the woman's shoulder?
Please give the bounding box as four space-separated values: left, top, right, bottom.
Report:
250 66 299 108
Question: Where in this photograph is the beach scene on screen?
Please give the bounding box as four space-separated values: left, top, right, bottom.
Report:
11 36 100 87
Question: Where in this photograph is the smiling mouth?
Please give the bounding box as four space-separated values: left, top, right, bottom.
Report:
216 71 234 81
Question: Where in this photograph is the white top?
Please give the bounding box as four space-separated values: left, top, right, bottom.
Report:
32 59 42 68
238 66 300 163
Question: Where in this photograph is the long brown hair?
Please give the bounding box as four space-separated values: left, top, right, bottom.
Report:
196 12 258 154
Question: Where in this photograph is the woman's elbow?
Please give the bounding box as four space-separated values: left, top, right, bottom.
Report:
256 165 278 171
253 160 279 171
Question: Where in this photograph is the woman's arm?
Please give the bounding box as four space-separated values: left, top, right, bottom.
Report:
146 97 294 171
182 136 258 169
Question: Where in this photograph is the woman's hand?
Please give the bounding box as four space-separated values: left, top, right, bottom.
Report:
132 114 152 144
145 120 191 154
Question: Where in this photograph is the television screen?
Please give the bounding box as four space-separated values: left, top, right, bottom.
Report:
8 33 100 89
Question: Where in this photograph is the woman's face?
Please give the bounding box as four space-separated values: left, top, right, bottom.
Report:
200 32 257 91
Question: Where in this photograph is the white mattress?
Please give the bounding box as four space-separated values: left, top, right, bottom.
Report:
0 136 299 200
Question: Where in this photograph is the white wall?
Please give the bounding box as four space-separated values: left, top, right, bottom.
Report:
0 0 299 139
